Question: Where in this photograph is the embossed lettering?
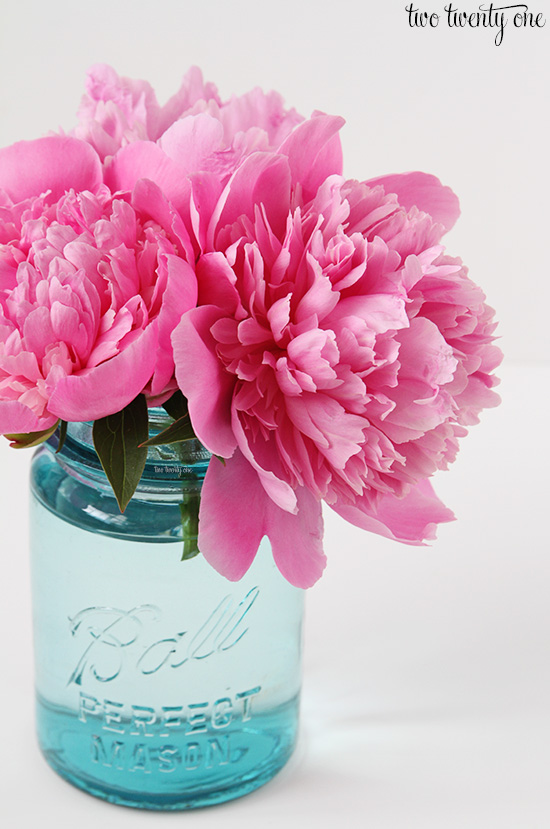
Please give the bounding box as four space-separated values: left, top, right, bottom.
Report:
137 633 185 675
158 745 179 773
236 687 261 722
88 735 239 773
69 589 260 684
186 588 260 661
137 588 260 675
186 702 209 734
130 705 156 736
129 744 152 774
68 605 160 685
91 735 125 769
212 697 233 729
205 736 230 768
79 687 262 736
79 692 101 723
103 699 124 734
184 742 202 771
160 706 184 737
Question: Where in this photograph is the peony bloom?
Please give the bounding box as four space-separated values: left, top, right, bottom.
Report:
0 66 501 590
171 118 501 588
75 63 304 194
0 136 197 433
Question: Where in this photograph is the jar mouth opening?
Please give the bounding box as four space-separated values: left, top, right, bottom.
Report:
45 407 212 490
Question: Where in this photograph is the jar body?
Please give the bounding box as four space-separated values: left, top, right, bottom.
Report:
30 423 304 809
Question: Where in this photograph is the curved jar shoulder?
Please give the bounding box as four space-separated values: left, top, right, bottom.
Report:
31 409 211 542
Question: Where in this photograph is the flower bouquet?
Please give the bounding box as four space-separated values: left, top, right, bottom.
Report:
0 65 501 809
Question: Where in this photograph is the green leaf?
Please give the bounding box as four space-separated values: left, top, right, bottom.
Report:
140 413 196 448
180 493 200 561
162 390 188 421
5 421 60 449
55 420 68 454
92 395 149 513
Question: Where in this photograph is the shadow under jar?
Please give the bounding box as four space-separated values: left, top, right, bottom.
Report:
29 410 304 810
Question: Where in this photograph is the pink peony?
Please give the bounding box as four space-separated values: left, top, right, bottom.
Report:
0 66 502 590
0 136 197 432
75 63 304 187
170 122 501 588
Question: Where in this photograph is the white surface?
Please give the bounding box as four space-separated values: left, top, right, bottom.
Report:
0 363 548 827
0 1 548 825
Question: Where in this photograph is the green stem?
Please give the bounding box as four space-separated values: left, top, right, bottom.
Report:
176 442 201 561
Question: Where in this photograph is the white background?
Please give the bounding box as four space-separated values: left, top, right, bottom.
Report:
0 1 548 826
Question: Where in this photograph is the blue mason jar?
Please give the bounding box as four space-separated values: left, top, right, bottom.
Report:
30 410 304 809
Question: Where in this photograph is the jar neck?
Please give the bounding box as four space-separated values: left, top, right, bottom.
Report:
46 408 211 496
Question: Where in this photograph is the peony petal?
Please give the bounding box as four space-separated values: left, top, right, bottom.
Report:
196 252 245 320
131 178 195 262
209 153 291 245
396 317 457 388
0 400 57 434
278 113 345 202
232 407 298 514
157 66 221 138
189 172 225 252
0 137 102 203
158 113 224 173
47 324 158 421
105 142 192 218
218 87 303 147
149 255 198 397
172 306 237 457
332 478 455 545
198 450 266 581
266 484 326 587
198 448 325 587
365 172 460 233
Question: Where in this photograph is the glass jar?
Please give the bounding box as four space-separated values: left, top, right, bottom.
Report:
30 411 304 810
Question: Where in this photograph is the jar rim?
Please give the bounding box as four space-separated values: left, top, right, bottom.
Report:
44 407 212 491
